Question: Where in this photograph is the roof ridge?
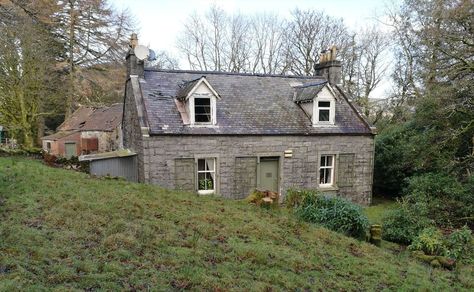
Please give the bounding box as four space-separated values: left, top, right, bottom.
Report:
294 81 328 89
144 68 326 80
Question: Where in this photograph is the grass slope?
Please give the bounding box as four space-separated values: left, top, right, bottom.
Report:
0 158 472 291
364 197 398 225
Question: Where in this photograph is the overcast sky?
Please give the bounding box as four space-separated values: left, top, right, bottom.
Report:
112 0 393 53
111 0 397 98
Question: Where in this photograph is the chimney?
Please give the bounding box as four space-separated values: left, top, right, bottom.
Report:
314 46 341 85
126 33 144 77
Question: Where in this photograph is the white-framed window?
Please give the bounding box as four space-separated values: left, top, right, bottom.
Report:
314 99 335 125
197 158 216 195
194 97 212 123
319 154 335 186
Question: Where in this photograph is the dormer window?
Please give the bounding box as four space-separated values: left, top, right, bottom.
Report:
317 101 332 123
293 82 336 127
194 97 212 123
177 76 220 127
313 86 336 126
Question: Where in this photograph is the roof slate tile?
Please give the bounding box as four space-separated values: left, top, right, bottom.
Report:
140 69 372 135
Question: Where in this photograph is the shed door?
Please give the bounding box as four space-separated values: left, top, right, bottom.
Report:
259 157 279 192
65 142 76 158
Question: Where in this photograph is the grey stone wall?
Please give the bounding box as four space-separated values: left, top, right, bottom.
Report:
122 80 145 181
138 135 374 205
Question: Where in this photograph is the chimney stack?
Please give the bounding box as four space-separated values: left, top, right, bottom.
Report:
314 45 341 85
126 33 144 78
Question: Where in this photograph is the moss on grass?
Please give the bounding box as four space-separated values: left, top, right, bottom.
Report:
0 157 472 290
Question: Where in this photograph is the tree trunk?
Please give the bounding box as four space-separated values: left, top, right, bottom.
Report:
65 3 76 118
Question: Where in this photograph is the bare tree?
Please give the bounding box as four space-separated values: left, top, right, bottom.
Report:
147 50 180 70
226 13 252 72
250 13 289 74
286 9 351 76
205 5 227 71
175 4 390 118
383 1 423 116
342 26 389 118
177 12 209 71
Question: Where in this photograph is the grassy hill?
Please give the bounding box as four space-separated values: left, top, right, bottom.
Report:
0 157 472 290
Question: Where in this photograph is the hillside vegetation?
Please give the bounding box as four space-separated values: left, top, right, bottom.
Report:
0 158 472 290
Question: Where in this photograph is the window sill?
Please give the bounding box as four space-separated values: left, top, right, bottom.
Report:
318 185 339 191
312 123 336 127
189 124 219 128
198 190 215 195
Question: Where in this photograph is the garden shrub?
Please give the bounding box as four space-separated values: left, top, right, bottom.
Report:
403 173 473 228
408 226 473 266
408 227 446 256
284 189 314 209
286 190 369 239
445 226 473 262
382 199 431 244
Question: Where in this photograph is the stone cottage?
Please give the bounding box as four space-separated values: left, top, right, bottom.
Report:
42 104 123 158
122 38 376 205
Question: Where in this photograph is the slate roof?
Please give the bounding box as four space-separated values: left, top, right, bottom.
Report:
139 69 373 135
58 103 123 132
293 81 327 103
176 78 201 99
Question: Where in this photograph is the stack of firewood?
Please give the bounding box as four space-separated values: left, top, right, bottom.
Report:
246 189 280 207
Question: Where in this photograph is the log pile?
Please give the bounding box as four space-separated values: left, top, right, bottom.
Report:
246 189 280 207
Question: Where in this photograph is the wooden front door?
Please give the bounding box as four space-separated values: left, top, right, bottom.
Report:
259 157 279 192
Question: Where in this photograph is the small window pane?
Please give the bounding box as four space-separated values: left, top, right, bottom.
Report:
319 168 326 184
319 109 330 121
318 101 331 107
320 156 326 167
205 158 214 171
198 159 205 171
326 168 332 183
326 155 333 166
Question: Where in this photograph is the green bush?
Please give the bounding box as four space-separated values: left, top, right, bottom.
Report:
403 173 473 228
445 226 473 262
286 190 369 239
284 189 314 209
408 227 446 256
373 124 416 197
408 226 473 264
382 199 431 244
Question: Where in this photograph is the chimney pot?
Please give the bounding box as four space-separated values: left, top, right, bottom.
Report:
130 33 138 49
314 45 341 85
126 33 144 78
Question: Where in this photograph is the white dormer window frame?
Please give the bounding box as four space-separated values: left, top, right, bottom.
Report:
183 77 220 127
189 95 217 126
312 86 336 126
